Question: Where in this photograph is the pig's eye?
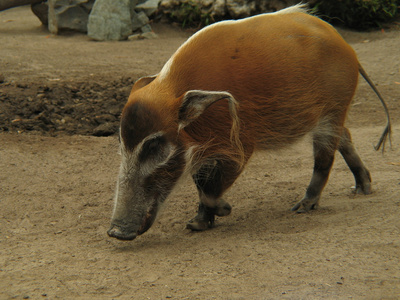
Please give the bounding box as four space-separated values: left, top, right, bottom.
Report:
139 136 167 162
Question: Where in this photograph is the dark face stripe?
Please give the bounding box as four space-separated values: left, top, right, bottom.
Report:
138 135 167 163
121 101 162 151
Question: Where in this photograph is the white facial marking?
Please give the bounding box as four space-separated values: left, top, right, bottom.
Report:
113 130 176 217
120 131 173 173
183 145 198 176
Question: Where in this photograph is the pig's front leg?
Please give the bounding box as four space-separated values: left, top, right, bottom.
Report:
186 159 240 231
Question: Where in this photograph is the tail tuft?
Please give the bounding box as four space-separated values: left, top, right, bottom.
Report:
374 123 392 151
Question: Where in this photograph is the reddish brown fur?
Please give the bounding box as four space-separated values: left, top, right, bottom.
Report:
108 5 391 239
124 8 359 167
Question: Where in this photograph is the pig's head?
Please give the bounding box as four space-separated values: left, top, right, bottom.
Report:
107 76 240 240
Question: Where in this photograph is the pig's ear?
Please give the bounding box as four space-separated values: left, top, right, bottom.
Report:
178 90 237 129
179 90 245 167
131 75 157 93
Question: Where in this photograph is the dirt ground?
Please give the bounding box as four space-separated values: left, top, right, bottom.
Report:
1 6 400 300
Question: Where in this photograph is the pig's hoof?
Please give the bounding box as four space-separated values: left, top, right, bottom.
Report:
215 200 232 217
186 212 215 231
107 224 137 240
186 201 231 231
186 218 213 231
291 198 318 213
351 184 372 195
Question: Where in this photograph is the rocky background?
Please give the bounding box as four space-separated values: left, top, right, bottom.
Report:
1 0 320 40
1 0 398 39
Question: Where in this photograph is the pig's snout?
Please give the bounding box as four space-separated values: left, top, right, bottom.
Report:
108 201 159 240
107 224 137 241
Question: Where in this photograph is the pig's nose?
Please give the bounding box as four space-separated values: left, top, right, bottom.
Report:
107 224 137 240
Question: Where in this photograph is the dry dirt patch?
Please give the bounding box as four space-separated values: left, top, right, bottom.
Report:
1 5 400 299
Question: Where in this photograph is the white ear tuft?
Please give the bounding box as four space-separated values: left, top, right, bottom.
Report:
177 90 245 168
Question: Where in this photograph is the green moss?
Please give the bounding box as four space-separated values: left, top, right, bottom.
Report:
168 0 212 28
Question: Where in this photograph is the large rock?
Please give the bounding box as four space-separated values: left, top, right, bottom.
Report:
31 1 49 26
87 0 137 41
41 0 155 38
48 0 94 34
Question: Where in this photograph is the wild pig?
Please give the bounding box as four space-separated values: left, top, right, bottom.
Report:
107 4 391 240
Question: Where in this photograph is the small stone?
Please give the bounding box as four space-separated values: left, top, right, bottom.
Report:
93 122 118 136
210 0 225 17
226 0 256 18
128 33 143 40
132 11 149 31
17 83 28 89
136 0 160 10
136 0 161 16
94 114 116 124
128 31 158 40
141 24 152 33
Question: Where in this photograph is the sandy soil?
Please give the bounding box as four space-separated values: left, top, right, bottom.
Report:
1 6 400 299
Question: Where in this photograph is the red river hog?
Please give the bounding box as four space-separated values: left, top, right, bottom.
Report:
107 4 391 240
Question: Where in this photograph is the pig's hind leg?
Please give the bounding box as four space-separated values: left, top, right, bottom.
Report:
291 124 371 213
187 159 240 231
291 120 342 212
338 127 372 194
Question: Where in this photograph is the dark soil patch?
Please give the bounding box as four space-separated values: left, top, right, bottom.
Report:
0 77 135 136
